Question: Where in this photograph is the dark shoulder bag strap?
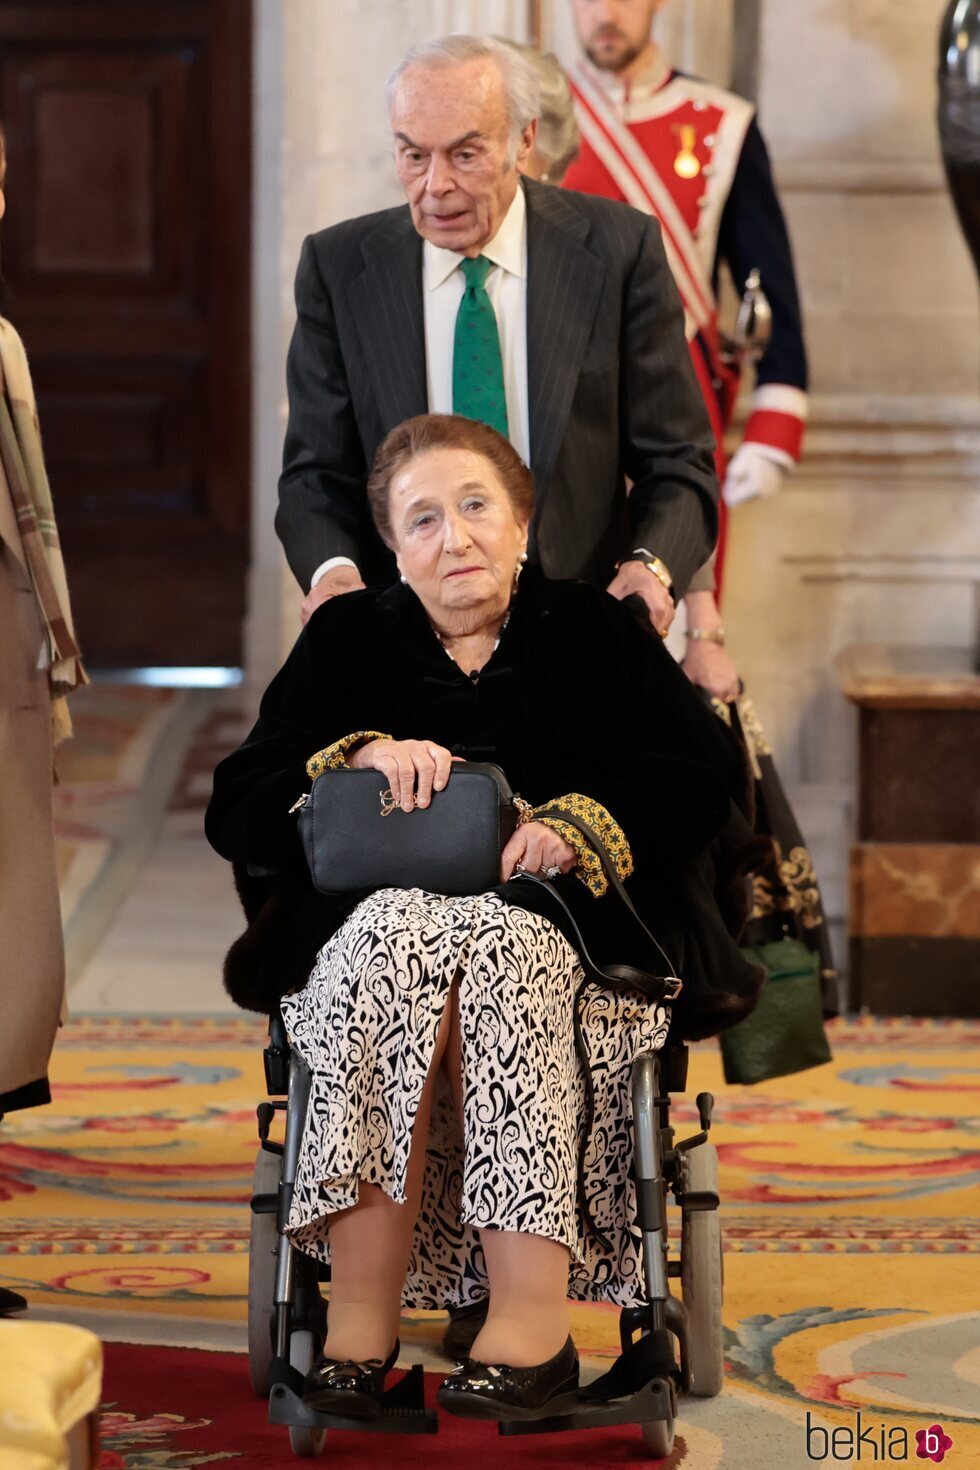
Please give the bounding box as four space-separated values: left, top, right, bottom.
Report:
516 808 682 1252
517 807 682 1003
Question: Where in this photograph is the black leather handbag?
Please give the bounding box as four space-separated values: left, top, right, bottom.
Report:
294 761 523 897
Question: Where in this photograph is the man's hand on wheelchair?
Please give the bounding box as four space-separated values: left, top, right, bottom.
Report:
606 560 675 638
301 565 366 625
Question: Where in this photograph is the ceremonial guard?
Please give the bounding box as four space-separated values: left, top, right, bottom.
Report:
564 0 808 586
556 9 836 1022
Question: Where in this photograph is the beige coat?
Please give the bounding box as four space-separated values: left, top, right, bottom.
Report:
0 346 65 1112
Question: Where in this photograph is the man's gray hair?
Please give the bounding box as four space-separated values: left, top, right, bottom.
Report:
386 34 541 158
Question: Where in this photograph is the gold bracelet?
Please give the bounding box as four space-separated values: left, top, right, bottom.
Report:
687 627 726 646
641 555 673 593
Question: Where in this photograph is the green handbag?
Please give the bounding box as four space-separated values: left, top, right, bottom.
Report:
720 937 832 1085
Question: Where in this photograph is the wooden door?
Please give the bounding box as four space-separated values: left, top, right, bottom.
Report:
0 0 251 665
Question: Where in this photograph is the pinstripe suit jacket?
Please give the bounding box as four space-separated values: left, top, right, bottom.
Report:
277 178 719 597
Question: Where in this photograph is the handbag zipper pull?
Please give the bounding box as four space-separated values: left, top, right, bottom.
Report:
288 794 309 814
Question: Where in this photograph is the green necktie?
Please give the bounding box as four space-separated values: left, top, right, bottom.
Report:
452 255 510 439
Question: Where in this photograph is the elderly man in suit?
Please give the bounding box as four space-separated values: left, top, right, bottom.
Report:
277 33 719 638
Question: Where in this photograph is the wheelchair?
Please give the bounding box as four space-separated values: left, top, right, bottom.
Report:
246 1007 724 1459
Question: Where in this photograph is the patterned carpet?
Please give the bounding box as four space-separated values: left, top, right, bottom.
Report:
1 1015 976 1465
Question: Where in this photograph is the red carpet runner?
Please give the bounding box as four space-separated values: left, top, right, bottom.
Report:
100 1342 665 1467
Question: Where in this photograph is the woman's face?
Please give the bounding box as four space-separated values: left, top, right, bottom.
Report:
388 446 528 621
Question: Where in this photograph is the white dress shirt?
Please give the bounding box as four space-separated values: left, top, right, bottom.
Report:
422 184 530 463
311 186 530 589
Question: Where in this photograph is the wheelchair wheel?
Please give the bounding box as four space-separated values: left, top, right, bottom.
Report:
641 1399 675 1458
247 1146 280 1396
680 1141 724 1397
288 1330 327 1458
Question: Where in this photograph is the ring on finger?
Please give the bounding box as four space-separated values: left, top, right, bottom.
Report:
542 864 561 880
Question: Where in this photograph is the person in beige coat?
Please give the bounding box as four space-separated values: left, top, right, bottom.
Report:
0 123 86 1132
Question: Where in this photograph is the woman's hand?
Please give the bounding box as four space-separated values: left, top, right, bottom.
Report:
500 821 578 882
347 738 455 812
681 641 741 703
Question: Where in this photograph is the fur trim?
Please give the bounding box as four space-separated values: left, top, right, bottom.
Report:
678 961 766 1041
223 865 338 1014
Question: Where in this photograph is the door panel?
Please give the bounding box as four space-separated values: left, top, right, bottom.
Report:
0 0 250 665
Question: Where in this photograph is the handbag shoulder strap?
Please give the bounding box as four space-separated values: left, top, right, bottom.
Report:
523 807 682 1002
538 806 676 968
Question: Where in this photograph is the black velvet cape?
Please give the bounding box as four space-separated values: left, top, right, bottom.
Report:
205 570 764 1039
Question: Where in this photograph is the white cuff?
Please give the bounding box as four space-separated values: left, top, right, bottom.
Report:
310 556 360 590
752 384 808 419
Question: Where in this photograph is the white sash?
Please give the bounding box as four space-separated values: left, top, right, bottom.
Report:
570 63 716 338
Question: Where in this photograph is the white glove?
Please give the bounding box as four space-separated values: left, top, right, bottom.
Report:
722 442 788 508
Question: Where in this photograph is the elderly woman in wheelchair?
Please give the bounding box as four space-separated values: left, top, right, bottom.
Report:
207 413 760 1432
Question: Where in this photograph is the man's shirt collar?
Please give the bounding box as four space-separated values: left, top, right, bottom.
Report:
423 183 527 291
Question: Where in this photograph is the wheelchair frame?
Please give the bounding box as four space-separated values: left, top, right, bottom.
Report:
248 1009 723 1458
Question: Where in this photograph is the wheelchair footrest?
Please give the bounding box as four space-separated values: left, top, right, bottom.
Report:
498 1376 673 1437
269 1364 438 1436
586 1327 679 1404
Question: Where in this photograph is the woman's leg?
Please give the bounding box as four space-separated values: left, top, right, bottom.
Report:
470 1231 571 1366
321 993 455 1362
441 995 571 1367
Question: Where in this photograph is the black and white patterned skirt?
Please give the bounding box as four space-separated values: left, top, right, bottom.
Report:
281 888 669 1308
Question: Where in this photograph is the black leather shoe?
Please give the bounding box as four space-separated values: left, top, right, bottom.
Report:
437 1335 579 1421
302 1338 399 1419
442 1298 489 1359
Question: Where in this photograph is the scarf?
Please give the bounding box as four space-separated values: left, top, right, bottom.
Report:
0 318 87 744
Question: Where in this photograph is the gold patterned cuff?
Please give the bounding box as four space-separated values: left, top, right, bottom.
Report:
306 730 393 779
534 793 634 898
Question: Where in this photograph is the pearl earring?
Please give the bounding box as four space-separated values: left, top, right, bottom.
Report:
399 573 408 584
